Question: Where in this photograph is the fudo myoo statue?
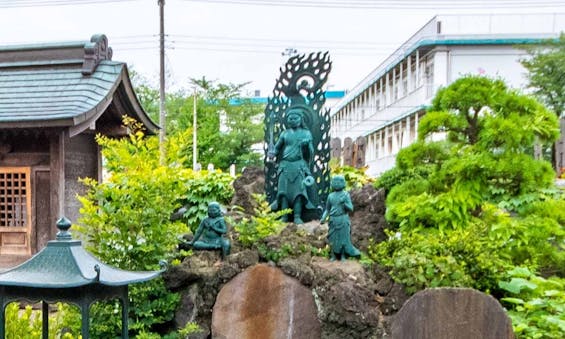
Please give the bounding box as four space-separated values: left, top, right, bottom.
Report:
179 202 231 258
321 175 360 261
267 106 316 224
264 52 333 223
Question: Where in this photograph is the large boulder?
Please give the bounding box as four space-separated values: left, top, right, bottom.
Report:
310 257 398 339
212 264 321 339
350 184 388 251
163 250 259 336
391 288 515 339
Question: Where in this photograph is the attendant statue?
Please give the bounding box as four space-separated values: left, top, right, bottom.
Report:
267 107 317 224
179 202 231 258
321 175 360 261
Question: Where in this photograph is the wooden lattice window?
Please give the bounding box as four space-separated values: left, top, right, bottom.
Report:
0 168 31 228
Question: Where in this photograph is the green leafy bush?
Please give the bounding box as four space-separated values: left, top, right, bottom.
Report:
499 267 565 338
329 160 373 189
233 194 290 246
76 118 233 337
371 76 563 338
5 302 81 339
499 200 565 276
178 170 234 232
370 222 510 294
5 303 42 339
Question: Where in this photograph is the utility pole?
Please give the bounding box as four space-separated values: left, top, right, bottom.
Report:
193 87 198 170
158 0 166 164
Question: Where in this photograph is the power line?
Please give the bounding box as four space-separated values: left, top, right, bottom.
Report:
2 0 563 9
168 46 386 56
168 34 399 47
181 0 565 9
109 34 401 49
0 0 138 8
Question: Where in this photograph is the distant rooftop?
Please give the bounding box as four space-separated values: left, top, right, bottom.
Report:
229 90 346 106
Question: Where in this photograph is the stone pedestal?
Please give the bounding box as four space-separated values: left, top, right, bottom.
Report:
391 288 514 339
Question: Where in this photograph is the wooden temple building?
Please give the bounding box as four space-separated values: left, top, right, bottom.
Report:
0 34 158 260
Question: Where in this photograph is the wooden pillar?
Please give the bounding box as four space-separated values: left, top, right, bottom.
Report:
49 131 65 226
406 115 412 144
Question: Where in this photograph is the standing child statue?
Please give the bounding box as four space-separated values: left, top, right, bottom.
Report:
180 202 231 258
321 175 360 261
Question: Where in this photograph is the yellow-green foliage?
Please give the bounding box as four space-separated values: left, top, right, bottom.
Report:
329 159 372 190
5 302 81 339
76 117 234 337
5 303 41 339
234 194 290 246
178 322 203 336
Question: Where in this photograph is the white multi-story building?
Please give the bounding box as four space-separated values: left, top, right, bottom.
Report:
331 13 565 176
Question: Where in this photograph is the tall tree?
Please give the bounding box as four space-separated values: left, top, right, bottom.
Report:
521 33 565 170
378 75 559 231
522 34 565 119
131 73 264 171
372 76 564 295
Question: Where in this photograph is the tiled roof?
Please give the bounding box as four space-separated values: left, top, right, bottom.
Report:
0 34 158 133
0 61 123 124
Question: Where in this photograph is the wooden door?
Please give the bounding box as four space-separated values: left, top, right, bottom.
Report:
0 167 31 255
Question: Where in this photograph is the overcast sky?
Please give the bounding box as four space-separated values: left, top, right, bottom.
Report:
1 0 564 96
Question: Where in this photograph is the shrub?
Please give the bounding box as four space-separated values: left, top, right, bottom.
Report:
329 159 373 189
233 194 290 246
499 267 565 338
76 117 233 337
369 222 510 294
177 169 234 232
5 302 81 339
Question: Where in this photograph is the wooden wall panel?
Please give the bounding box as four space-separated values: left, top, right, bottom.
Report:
34 169 51 252
64 133 98 223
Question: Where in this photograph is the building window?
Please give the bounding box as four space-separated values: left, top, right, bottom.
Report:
394 72 400 101
402 70 408 97
0 168 31 228
425 62 434 98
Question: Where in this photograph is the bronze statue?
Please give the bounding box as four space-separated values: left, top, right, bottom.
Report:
180 202 231 258
267 107 316 224
321 175 360 261
264 52 333 223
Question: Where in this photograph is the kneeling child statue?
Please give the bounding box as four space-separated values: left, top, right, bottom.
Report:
180 202 231 258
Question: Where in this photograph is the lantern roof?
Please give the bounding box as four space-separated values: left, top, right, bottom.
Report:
0 217 164 288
